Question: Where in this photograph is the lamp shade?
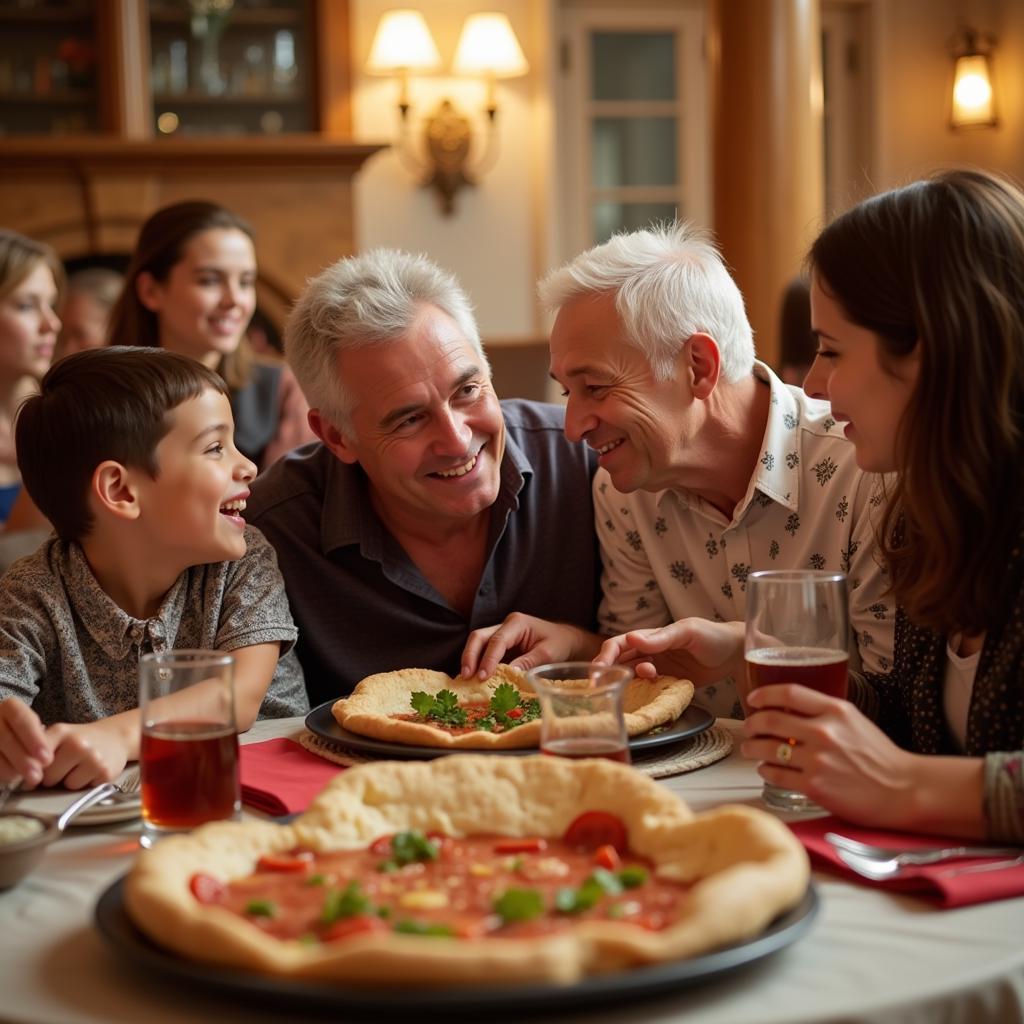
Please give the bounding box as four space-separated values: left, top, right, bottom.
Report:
367 9 442 73
951 52 996 127
452 13 529 78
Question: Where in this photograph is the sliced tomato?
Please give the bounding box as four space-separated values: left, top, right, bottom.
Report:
369 834 394 856
189 873 225 904
505 708 524 720
493 837 548 854
321 914 389 943
256 852 314 874
564 811 628 853
593 844 621 870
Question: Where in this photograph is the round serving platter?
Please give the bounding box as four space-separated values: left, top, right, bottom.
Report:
303 700 715 760
95 878 817 1016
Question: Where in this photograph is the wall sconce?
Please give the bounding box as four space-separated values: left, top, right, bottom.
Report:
949 25 998 129
367 9 529 216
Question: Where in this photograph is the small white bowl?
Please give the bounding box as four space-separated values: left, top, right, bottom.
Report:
0 811 58 889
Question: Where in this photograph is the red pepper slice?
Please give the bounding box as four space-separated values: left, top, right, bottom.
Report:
505 708 523 720
189 873 225 904
321 914 389 942
564 810 628 853
256 852 314 873
593 843 622 870
369 834 394 856
493 837 548 854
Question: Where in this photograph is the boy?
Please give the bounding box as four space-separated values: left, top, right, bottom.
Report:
0 347 308 790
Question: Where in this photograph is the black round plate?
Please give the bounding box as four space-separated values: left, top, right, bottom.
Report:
95 878 817 1018
303 701 715 760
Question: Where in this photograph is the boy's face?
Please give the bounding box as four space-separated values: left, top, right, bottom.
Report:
134 387 257 566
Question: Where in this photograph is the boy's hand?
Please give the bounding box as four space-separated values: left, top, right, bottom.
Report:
41 720 131 790
0 697 52 787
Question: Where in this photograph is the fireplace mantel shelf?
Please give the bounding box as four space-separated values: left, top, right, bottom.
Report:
0 135 387 175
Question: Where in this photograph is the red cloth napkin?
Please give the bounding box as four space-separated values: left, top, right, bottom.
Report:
789 815 1024 908
239 738 346 816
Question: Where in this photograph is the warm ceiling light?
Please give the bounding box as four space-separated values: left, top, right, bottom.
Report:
950 27 997 129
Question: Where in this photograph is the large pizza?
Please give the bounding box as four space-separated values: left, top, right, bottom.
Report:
331 664 694 749
124 755 809 986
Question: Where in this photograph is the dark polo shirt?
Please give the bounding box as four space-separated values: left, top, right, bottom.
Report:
247 399 600 706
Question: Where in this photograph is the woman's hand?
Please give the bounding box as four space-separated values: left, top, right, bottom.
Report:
41 719 131 790
594 619 745 684
741 685 985 835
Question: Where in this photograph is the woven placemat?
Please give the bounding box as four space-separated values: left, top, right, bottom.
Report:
297 726 732 779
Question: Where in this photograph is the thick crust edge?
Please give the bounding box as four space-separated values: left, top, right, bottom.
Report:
124 756 809 986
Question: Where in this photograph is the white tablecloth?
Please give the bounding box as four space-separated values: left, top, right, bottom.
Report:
2 719 1021 1024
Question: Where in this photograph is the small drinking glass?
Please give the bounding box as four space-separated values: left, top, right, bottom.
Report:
138 650 240 848
526 662 633 764
745 570 849 812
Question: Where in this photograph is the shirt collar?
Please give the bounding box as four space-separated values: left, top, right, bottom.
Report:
63 542 184 658
319 413 533 555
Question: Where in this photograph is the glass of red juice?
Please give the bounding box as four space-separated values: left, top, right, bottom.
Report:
138 650 240 848
744 570 850 812
526 662 633 764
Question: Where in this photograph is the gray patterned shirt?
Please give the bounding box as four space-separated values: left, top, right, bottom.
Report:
596 361 896 718
0 525 308 723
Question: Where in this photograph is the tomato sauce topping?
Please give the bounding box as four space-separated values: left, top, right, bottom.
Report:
196 815 689 945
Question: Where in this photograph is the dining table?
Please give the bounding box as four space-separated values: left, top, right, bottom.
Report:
1 716 1022 1024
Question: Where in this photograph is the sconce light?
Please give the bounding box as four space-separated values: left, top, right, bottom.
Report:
949 25 998 129
367 9 529 216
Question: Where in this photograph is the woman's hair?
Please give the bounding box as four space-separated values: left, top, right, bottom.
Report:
809 168 1024 634
107 200 255 390
538 221 755 384
0 229 65 304
286 248 486 429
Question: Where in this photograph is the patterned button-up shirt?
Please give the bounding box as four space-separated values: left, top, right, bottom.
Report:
0 525 308 723
596 361 895 718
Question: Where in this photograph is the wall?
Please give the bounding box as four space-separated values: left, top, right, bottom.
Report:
351 0 543 341
871 0 1024 190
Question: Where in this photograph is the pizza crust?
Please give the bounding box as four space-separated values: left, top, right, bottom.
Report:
331 664 695 749
124 755 809 986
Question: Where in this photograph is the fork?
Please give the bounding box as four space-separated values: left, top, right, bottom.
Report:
55 767 141 831
824 832 1022 864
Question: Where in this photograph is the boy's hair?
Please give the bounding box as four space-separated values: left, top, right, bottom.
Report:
16 346 227 542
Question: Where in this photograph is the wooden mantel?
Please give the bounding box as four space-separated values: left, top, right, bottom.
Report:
0 136 386 175
0 134 387 327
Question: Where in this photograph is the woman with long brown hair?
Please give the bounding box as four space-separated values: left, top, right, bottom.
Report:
108 199 312 469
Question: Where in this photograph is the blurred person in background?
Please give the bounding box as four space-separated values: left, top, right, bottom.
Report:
0 229 62 529
108 200 313 470
54 267 123 360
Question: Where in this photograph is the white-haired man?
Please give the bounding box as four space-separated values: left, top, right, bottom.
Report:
246 249 600 705
462 222 894 718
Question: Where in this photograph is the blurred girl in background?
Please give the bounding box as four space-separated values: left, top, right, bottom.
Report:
0 230 62 527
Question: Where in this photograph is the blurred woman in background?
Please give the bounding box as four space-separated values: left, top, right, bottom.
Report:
108 199 312 469
0 230 61 528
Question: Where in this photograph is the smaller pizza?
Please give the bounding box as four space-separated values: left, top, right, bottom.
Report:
331 665 694 749
124 756 810 986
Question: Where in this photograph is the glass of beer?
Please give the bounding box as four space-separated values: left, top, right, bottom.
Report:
526 662 633 764
138 650 240 848
745 570 849 812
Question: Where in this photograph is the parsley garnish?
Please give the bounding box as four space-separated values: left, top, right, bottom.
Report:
245 899 276 917
476 683 542 733
618 866 648 889
555 870 624 914
320 881 373 924
393 919 456 937
494 887 545 923
377 830 440 873
410 689 467 728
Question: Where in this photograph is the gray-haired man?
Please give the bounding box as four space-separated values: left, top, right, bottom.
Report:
247 249 600 705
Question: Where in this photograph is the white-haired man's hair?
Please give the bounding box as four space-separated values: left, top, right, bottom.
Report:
285 248 488 429
538 221 755 383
